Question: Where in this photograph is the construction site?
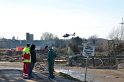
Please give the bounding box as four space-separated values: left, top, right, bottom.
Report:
0 37 124 82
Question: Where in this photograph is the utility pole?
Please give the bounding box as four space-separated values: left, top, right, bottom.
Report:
120 17 124 40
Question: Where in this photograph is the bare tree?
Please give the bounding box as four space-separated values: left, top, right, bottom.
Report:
108 28 120 40
108 18 124 40
40 32 59 40
88 35 98 45
108 19 124 58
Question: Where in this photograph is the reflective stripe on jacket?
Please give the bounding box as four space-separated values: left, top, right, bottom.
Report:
22 47 31 63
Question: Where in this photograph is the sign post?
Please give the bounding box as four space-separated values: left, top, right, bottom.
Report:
84 56 88 82
83 44 95 82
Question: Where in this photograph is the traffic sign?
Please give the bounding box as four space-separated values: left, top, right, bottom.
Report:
83 44 95 57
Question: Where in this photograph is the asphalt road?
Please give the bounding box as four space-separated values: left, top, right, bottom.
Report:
0 62 77 82
0 68 51 82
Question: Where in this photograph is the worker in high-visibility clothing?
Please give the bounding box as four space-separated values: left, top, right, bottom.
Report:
22 43 31 79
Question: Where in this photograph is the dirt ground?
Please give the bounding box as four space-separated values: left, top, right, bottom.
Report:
0 62 22 68
55 65 124 82
1 62 124 82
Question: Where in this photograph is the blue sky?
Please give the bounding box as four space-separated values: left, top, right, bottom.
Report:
0 0 124 40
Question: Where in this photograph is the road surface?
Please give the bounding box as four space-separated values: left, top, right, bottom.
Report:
0 68 52 82
0 62 77 82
